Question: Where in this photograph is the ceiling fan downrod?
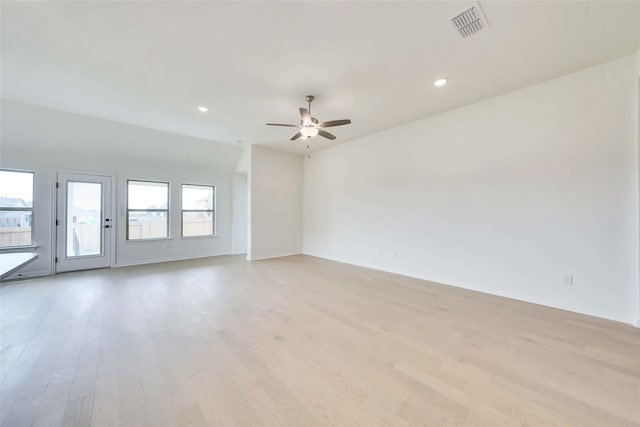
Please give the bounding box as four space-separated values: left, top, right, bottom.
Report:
305 95 314 118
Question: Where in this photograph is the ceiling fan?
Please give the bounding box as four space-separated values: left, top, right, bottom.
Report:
267 95 351 141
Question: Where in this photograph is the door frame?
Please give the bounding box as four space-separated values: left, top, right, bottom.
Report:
52 169 117 273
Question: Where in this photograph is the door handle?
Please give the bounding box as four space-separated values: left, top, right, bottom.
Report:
104 225 111 228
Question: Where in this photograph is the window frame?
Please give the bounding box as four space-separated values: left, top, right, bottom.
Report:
126 179 170 241
0 169 35 249
180 183 216 238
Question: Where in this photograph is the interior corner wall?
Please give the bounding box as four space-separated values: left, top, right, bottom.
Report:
0 99 243 277
231 173 248 254
248 145 302 260
303 55 639 325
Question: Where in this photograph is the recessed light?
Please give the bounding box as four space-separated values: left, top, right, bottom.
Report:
434 78 448 87
197 106 209 112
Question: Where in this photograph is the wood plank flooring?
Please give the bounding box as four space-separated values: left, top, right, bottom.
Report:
1 254 639 426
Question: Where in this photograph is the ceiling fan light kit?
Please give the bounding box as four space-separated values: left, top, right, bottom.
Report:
300 126 319 137
267 95 351 142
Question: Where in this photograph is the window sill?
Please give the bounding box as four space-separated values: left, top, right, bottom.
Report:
124 238 172 244
0 245 39 253
180 235 218 240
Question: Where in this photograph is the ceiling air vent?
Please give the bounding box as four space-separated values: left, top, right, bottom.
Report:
451 2 488 38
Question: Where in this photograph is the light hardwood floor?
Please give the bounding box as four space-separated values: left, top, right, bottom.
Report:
1 255 639 427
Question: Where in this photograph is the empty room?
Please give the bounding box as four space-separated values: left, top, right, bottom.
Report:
1 1 639 426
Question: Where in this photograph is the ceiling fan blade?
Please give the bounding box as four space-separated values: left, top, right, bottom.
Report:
266 123 299 127
319 119 351 128
290 132 303 141
318 130 336 140
299 108 311 124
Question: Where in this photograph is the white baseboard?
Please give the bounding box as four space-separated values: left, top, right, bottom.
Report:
3 254 242 281
301 252 635 327
248 251 301 261
114 252 237 268
1 269 51 282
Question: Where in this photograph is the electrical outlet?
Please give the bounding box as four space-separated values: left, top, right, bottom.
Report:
563 274 573 286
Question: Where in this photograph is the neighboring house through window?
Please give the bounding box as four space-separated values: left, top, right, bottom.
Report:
126 180 169 240
0 170 34 247
182 184 215 237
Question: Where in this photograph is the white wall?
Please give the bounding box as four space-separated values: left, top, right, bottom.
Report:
234 146 250 175
304 55 639 325
231 173 248 254
249 145 302 260
1 99 243 276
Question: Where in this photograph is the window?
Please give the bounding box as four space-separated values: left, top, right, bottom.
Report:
0 170 34 248
181 184 215 237
127 180 169 240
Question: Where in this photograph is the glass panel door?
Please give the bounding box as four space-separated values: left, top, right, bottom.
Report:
56 172 112 273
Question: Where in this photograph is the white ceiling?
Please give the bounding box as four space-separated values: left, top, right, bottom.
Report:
2 1 639 154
